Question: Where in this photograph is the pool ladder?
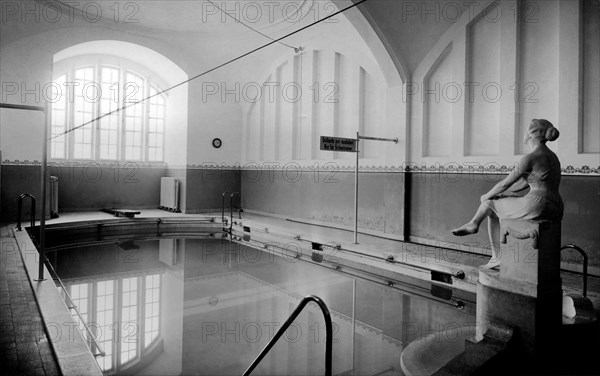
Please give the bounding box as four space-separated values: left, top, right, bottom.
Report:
243 295 332 376
560 244 589 297
221 191 242 229
16 193 36 231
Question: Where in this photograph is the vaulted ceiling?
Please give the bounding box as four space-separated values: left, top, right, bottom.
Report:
1 0 478 78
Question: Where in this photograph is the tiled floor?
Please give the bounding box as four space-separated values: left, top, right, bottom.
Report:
0 225 61 376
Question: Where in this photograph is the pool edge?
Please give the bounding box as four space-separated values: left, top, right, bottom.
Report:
13 227 104 376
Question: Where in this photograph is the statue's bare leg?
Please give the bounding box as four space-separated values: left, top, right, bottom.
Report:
481 214 501 269
451 201 493 236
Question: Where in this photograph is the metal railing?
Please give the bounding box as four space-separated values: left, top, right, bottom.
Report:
285 218 465 279
221 191 230 224
243 295 332 376
44 254 106 358
231 192 241 220
243 236 470 309
560 244 588 297
16 193 36 231
221 191 241 227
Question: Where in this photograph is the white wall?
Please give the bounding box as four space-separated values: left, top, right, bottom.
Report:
0 32 53 162
408 0 599 170
240 10 406 168
186 77 243 166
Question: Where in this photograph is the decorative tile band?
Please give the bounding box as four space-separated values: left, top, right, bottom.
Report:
3 160 597 175
405 164 600 175
2 159 167 169
187 163 599 175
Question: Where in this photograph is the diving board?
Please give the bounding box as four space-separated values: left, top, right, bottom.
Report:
102 208 141 218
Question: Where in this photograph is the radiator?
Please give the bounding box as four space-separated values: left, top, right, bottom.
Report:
50 176 59 218
160 177 179 212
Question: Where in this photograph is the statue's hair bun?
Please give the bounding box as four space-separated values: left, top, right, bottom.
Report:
545 126 560 142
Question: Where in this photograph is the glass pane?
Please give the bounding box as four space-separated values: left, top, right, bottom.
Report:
144 274 161 348
99 67 120 160
120 277 138 364
73 67 95 159
51 75 67 159
53 65 168 162
96 280 114 371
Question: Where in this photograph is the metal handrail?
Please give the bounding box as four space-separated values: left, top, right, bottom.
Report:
222 191 241 228
231 192 241 220
43 254 106 357
244 237 470 309
17 193 36 231
222 191 232 224
284 218 465 278
243 295 332 376
42 217 217 232
236 224 465 279
560 244 588 297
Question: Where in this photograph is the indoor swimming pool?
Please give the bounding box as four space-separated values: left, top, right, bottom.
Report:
44 236 476 375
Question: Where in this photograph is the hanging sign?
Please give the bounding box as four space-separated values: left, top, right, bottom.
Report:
320 136 357 152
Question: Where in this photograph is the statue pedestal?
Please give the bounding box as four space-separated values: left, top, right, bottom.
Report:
476 220 562 359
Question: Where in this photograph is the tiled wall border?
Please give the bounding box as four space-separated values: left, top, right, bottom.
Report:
3 160 598 175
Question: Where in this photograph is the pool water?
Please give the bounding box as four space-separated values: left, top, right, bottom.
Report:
47 238 475 375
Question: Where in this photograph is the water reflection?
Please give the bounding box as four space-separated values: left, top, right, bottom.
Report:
64 274 162 372
51 239 179 374
48 238 474 375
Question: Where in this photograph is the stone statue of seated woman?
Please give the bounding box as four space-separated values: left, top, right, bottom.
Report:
452 119 563 269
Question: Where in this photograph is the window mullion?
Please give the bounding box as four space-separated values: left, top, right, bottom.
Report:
115 278 122 368
90 282 98 351
135 276 142 362
68 67 75 160
144 80 150 162
94 64 101 161
63 81 69 160
117 68 122 162
85 284 92 348
161 99 166 162
140 275 146 354
120 68 126 162
112 279 118 371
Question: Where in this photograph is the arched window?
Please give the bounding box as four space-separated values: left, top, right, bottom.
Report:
51 62 166 162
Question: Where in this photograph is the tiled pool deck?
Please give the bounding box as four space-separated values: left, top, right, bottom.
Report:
1 225 60 376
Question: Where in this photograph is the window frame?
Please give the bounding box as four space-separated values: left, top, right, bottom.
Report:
51 56 167 163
